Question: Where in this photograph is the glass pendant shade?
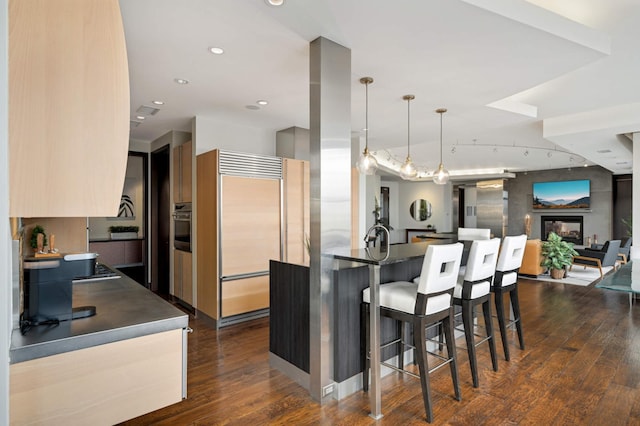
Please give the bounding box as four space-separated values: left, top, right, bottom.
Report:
357 77 377 175
356 147 378 175
433 162 449 184
400 156 417 179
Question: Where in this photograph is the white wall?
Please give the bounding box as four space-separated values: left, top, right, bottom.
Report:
1 0 10 421
396 180 453 240
193 115 276 156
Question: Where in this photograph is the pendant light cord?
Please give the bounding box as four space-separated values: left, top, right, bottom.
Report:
365 81 369 151
407 98 411 157
439 111 443 163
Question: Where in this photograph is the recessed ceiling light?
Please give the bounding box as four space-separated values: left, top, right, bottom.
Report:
265 0 284 5
152 100 164 105
174 78 189 85
246 105 260 110
136 115 146 120
209 47 224 55
256 100 268 106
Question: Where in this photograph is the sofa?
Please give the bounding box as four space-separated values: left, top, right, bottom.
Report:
519 239 545 276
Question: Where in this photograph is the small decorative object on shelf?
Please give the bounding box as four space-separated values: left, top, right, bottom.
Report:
30 225 62 257
109 225 139 240
30 225 47 253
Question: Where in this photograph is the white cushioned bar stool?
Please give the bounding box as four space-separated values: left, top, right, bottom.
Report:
453 238 500 388
361 242 464 423
492 234 527 361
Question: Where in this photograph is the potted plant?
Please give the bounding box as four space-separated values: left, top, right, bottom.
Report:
541 232 578 279
30 224 47 253
109 225 139 240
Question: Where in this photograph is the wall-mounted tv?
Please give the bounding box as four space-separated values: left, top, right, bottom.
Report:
532 179 590 209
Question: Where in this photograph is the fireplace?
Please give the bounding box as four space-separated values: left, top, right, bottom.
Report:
541 215 584 245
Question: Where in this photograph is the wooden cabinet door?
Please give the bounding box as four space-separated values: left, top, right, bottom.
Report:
220 176 281 277
172 146 181 203
283 159 310 266
173 250 193 305
172 141 192 203
181 141 192 202
181 251 193 305
9 0 129 217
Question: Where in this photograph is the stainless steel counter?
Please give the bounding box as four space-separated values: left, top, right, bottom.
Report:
10 271 188 364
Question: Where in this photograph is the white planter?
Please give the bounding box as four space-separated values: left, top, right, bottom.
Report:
110 232 138 240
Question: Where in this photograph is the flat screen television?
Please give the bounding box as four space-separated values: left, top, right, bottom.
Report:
532 179 590 209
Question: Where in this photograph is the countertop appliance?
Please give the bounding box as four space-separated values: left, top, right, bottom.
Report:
173 202 192 252
21 253 107 333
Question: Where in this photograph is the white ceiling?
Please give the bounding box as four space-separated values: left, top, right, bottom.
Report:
120 0 638 175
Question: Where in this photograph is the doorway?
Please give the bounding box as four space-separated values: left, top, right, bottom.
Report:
151 145 170 294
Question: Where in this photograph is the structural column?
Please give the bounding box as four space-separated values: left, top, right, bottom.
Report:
632 132 639 260
308 37 351 402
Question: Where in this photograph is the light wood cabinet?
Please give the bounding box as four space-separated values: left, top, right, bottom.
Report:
196 150 219 320
197 149 282 325
9 0 130 217
10 329 183 425
283 158 310 266
173 141 193 203
174 249 193 305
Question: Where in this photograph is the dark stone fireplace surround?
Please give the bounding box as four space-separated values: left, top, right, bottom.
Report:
541 215 584 245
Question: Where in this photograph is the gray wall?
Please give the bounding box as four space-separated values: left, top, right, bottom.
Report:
507 166 613 242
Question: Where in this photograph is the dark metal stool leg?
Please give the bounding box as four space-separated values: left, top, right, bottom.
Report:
493 289 510 361
461 300 479 388
510 286 525 350
413 317 433 423
482 299 498 372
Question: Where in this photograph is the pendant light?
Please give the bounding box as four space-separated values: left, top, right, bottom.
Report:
433 108 450 185
399 95 417 180
356 77 378 175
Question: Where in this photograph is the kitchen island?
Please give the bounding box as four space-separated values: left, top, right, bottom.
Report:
10 269 189 425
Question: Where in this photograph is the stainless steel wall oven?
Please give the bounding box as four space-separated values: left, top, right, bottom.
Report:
173 203 192 252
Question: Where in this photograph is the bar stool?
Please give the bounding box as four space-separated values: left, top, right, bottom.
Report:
492 234 527 361
453 238 500 388
361 242 464 423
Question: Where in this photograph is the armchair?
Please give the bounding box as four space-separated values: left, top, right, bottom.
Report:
618 238 632 264
571 239 621 278
587 237 631 264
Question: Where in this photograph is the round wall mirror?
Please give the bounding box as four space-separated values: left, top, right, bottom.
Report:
410 199 432 221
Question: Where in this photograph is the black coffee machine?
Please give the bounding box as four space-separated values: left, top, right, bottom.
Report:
22 253 98 330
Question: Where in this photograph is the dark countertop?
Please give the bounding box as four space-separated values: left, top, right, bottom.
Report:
332 238 458 268
10 271 188 364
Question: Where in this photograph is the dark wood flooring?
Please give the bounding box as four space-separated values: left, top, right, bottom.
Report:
120 277 640 425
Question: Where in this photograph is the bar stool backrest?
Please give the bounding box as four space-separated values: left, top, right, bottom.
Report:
415 242 463 316
463 238 501 283
416 242 464 296
496 234 527 273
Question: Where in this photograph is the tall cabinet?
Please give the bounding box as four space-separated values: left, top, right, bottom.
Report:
197 150 308 327
172 140 193 306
